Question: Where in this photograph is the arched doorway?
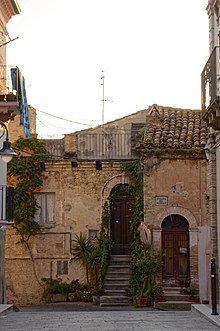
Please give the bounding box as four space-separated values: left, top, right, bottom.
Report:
162 214 190 287
110 184 134 255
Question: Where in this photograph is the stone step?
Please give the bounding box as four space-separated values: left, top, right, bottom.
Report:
104 289 126 296
100 302 131 307
104 284 128 291
163 287 181 294
105 279 130 286
110 255 131 265
107 271 131 278
101 255 131 306
164 294 191 302
100 295 131 306
107 266 130 273
110 255 131 261
154 301 192 311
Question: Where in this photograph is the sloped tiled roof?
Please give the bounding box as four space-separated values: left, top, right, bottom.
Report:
138 105 207 150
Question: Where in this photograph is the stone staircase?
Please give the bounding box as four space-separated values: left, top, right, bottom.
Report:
100 255 131 307
154 287 199 311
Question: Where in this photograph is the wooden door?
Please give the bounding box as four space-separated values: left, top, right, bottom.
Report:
110 188 134 255
162 215 189 287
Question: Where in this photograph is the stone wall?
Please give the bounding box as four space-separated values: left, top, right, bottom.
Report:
143 155 209 290
5 160 122 304
9 105 36 142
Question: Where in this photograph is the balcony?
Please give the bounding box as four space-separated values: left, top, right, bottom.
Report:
201 46 220 130
0 65 19 122
0 186 14 225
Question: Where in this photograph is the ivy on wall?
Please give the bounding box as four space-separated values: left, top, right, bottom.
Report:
120 160 143 236
7 136 49 242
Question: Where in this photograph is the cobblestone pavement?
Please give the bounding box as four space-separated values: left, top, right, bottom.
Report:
0 304 219 331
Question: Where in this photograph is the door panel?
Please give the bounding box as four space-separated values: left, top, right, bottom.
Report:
162 215 189 286
110 194 133 255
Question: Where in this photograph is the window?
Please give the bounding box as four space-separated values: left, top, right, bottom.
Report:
96 161 102 170
57 260 68 275
34 192 55 226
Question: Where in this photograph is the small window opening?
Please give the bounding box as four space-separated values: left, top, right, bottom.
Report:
96 161 102 170
57 260 68 275
71 161 78 168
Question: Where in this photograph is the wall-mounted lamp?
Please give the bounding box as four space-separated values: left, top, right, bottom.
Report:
0 121 17 163
203 144 210 161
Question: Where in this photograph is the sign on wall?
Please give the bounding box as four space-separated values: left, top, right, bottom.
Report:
155 196 168 206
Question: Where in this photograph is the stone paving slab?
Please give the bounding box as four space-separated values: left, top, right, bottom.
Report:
0 309 219 330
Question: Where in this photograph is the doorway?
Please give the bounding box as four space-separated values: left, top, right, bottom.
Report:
110 185 134 255
162 215 190 287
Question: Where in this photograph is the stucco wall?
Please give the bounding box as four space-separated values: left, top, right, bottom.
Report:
143 155 209 289
5 160 123 304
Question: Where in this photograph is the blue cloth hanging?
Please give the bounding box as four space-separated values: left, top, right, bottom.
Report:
11 67 30 138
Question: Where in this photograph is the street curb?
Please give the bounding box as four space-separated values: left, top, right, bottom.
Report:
191 304 220 328
0 304 19 316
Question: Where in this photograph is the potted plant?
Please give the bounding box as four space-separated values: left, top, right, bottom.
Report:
152 285 166 303
92 286 103 305
128 241 162 307
180 286 200 303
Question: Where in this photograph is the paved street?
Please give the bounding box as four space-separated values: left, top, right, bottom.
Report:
0 304 219 331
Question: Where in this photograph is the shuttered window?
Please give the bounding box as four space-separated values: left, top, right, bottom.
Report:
34 193 55 226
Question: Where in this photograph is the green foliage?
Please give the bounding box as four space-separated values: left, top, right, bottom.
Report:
72 203 112 292
180 286 199 295
72 230 112 287
72 232 92 283
41 278 93 302
128 242 162 298
7 136 49 242
120 161 143 243
101 201 110 230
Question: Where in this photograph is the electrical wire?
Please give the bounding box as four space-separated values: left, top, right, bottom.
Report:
37 115 77 130
36 108 95 126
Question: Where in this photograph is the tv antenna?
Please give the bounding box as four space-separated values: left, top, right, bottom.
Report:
101 71 113 128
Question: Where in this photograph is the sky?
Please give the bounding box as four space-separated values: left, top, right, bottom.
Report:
6 0 209 138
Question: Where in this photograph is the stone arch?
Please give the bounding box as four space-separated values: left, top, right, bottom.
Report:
154 206 197 229
101 173 129 204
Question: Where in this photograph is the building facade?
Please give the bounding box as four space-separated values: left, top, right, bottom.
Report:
201 0 220 300
5 105 210 305
0 0 20 305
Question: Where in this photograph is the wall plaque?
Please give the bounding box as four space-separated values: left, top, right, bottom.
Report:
155 196 168 205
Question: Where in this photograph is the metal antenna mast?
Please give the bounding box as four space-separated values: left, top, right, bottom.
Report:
101 71 105 127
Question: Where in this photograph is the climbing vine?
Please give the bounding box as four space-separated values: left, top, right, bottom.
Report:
120 160 143 235
7 136 49 242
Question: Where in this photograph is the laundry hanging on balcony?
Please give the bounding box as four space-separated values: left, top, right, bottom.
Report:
10 68 30 138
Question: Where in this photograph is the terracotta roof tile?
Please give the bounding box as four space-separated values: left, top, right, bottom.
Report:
139 105 207 150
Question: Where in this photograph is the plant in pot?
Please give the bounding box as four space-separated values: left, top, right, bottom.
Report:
180 286 200 303
151 285 166 303
128 241 162 307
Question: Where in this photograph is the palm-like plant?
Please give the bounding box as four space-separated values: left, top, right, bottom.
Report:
72 232 93 282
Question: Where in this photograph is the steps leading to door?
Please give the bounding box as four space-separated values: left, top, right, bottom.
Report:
100 255 131 307
154 287 200 311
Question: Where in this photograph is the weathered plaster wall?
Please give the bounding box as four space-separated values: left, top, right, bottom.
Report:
143 156 209 288
5 160 123 304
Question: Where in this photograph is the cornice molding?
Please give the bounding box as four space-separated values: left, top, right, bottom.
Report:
0 0 20 35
